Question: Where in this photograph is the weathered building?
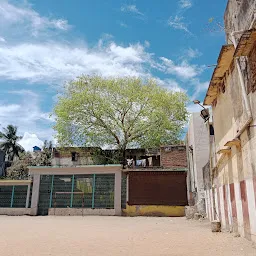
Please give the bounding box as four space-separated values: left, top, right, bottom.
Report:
160 145 187 169
0 144 188 217
204 0 256 242
51 147 98 166
52 147 161 168
186 113 210 215
124 145 188 217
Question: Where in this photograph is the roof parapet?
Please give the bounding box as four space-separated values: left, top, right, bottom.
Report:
234 29 256 57
204 45 235 105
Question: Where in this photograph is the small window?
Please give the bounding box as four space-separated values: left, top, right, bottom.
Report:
71 152 78 161
210 125 214 136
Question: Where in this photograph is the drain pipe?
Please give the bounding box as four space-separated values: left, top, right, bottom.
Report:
230 13 256 139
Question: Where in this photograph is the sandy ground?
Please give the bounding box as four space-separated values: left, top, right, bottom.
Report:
0 216 255 256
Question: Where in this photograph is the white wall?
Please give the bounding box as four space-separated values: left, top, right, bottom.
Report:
187 113 210 214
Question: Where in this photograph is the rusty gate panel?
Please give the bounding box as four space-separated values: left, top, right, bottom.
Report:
128 171 188 206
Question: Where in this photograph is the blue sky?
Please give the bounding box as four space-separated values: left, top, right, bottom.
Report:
0 0 227 150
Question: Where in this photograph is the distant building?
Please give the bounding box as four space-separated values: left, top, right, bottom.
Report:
33 146 41 152
123 144 188 217
51 147 161 167
0 144 188 217
186 113 211 215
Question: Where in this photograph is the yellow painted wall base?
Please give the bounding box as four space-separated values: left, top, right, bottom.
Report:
122 204 185 217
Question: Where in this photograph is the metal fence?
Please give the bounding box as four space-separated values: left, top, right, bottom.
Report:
0 185 30 208
38 174 116 215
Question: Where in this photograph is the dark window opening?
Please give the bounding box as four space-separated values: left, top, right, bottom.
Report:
209 124 214 136
71 152 78 161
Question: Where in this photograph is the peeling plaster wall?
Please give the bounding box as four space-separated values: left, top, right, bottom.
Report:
212 66 236 153
212 61 253 154
210 59 256 240
224 0 256 42
206 1 256 241
51 156 94 167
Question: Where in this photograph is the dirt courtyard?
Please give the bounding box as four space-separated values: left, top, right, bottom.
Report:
0 216 255 256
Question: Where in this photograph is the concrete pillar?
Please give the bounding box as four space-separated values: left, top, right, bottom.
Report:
25 183 31 208
30 174 40 216
114 171 122 216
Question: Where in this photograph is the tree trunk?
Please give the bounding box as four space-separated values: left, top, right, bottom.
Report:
118 147 126 169
122 148 126 169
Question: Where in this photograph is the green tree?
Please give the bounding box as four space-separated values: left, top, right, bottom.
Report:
0 125 25 161
33 140 53 166
54 76 188 165
5 152 33 179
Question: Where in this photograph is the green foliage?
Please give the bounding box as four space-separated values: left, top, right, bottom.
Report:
5 152 32 179
54 76 188 155
33 140 53 166
0 125 25 161
6 140 53 179
91 148 121 165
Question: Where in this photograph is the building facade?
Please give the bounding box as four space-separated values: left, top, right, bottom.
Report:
124 145 188 217
0 145 188 217
186 113 210 215
203 0 256 242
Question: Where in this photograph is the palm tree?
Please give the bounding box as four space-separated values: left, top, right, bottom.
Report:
0 125 25 161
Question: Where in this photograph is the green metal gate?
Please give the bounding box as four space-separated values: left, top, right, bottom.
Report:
38 174 116 215
0 185 29 208
38 175 52 215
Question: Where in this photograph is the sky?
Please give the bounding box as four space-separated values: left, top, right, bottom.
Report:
0 0 228 151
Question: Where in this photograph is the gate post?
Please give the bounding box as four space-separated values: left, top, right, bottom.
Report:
92 174 96 209
26 182 31 208
10 185 15 208
114 171 122 215
30 173 40 216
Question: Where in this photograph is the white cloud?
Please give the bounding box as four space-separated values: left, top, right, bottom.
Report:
190 80 209 100
0 37 6 42
119 22 128 28
0 2 204 85
184 48 201 59
179 0 192 9
0 104 20 114
19 132 44 152
187 103 203 113
154 78 184 93
0 1 207 142
0 42 154 83
0 1 70 37
159 57 203 79
144 40 150 48
121 4 144 17
0 39 204 83
97 33 114 48
168 15 192 34
0 90 55 142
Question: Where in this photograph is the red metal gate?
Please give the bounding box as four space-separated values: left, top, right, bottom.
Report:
128 171 187 206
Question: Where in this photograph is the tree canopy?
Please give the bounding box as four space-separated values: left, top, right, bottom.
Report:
0 125 24 161
54 76 188 161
